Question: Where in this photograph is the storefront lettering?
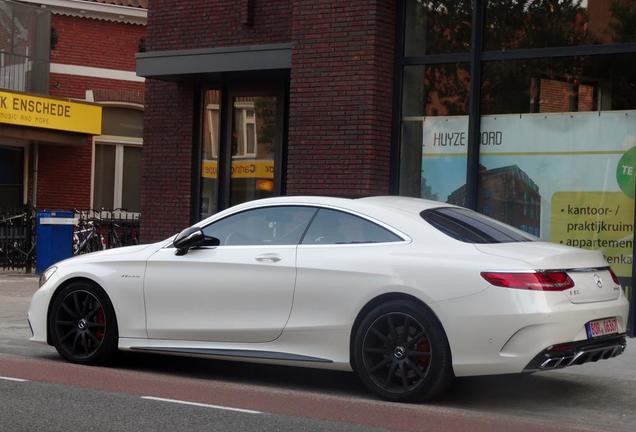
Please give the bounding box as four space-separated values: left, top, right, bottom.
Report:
12 97 71 118
480 131 503 146
429 130 503 147
432 132 465 147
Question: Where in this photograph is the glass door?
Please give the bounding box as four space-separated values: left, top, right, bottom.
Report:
198 84 286 220
227 89 284 207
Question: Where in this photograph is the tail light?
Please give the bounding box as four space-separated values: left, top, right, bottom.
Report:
481 271 574 291
608 267 620 285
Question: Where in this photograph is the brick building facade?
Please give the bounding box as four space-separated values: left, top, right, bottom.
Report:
1 0 146 212
138 0 396 242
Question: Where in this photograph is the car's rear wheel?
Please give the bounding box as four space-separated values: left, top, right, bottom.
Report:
49 282 118 364
353 299 452 401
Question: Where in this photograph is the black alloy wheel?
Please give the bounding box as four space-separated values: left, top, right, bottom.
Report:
353 300 452 401
50 282 118 364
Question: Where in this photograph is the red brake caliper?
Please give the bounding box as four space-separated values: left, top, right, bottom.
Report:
95 309 105 340
417 338 431 368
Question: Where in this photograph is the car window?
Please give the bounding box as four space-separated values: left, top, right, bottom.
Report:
420 207 536 243
203 206 317 246
301 208 402 245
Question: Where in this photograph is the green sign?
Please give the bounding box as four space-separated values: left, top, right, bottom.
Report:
617 146 636 199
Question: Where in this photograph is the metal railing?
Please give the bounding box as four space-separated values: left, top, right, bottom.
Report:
0 207 140 273
0 52 49 93
73 209 140 255
0 205 34 272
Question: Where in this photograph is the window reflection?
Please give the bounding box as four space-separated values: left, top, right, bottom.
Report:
404 0 472 56
400 64 470 202
200 90 221 219
230 95 279 206
485 0 636 51
481 54 636 115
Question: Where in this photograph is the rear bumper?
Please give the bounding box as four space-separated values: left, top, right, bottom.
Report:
437 286 630 377
523 334 626 372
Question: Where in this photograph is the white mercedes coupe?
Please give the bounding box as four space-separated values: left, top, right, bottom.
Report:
28 196 628 401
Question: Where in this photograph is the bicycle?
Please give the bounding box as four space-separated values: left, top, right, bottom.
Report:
73 218 104 255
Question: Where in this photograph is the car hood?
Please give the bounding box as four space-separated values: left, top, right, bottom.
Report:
474 241 607 270
56 243 159 266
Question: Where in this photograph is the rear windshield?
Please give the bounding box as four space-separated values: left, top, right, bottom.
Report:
420 207 536 243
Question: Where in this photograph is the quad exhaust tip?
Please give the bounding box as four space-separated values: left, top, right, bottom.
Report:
538 343 625 369
524 335 626 372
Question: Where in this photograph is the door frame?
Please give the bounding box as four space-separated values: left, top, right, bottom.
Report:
192 73 290 224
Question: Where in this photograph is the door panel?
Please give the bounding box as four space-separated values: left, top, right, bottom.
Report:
145 245 296 343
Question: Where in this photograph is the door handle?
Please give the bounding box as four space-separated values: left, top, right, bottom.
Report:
255 254 282 263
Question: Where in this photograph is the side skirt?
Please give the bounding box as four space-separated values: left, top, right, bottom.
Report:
129 346 333 363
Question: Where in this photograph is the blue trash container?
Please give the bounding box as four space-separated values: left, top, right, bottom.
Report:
35 211 74 273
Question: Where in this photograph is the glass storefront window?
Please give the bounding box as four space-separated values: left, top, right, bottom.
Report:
199 88 284 218
200 90 221 219
400 63 470 202
122 147 141 212
478 53 635 293
404 0 472 56
93 144 116 210
93 143 142 212
485 0 636 51
229 94 280 207
93 107 143 212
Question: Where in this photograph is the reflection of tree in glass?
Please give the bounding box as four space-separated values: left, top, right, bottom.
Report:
609 0 636 43
485 0 593 50
597 2 636 110
254 97 278 158
423 63 470 116
481 56 582 115
408 0 472 54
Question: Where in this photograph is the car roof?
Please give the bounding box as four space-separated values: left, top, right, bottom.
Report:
189 195 461 244
238 195 451 213
217 195 454 222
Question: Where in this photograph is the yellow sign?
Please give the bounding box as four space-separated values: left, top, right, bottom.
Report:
0 90 102 135
550 192 633 277
202 159 274 179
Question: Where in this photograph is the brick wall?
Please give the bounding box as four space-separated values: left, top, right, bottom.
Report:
146 0 291 50
140 79 194 241
287 0 395 197
51 14 145 70
36 142 92 210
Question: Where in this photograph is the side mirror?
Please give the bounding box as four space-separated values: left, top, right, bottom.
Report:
173 227 220 255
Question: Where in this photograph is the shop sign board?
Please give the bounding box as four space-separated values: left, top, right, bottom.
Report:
0 90 102 135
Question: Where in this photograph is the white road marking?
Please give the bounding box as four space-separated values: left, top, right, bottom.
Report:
140 396 262 414
0 376 28 382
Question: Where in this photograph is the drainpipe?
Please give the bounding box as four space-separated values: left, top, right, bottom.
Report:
32 143 38 208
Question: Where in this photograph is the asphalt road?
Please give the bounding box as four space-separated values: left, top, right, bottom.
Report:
1 272 636 431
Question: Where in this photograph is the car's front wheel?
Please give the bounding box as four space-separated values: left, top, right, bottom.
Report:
353 299 453 401
49 281 118 364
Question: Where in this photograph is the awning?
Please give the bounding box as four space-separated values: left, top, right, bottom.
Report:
0 124 87 146
136 43 292 81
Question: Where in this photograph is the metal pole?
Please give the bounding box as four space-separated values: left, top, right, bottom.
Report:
465 0 485 210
